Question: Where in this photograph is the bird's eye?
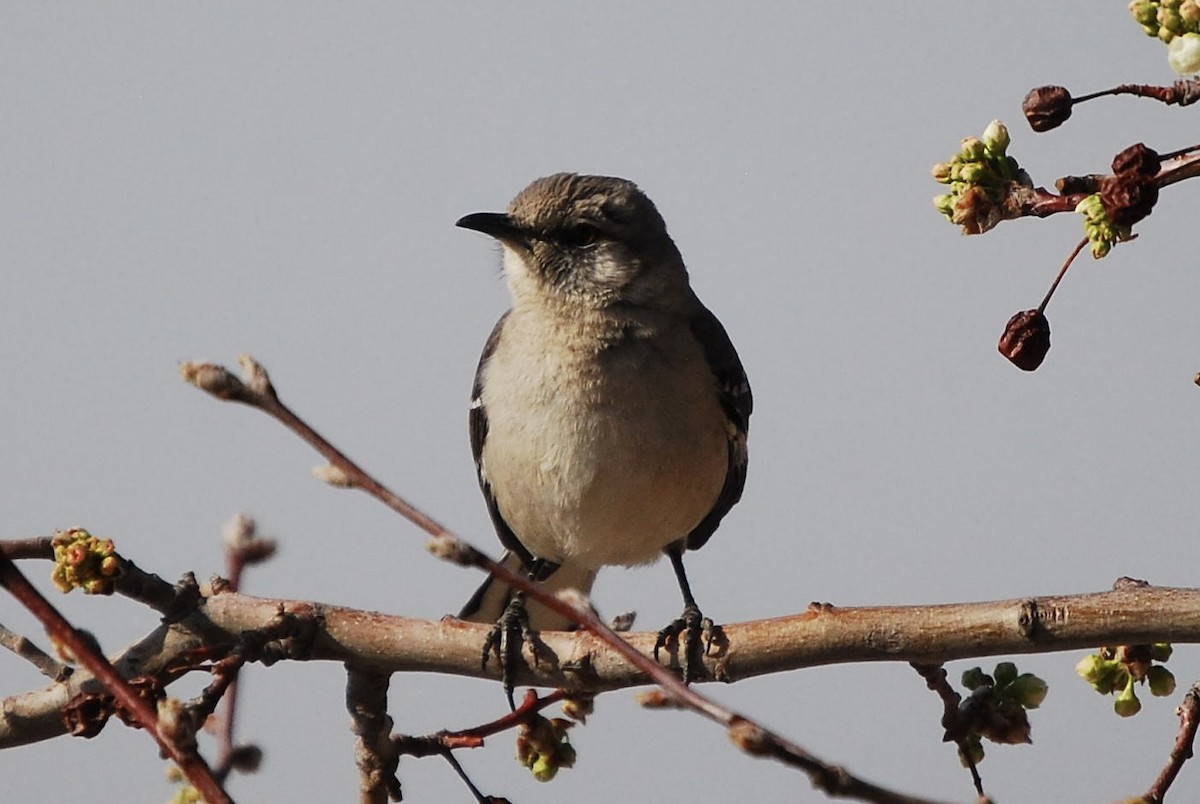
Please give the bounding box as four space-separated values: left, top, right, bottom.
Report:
559 222 601 249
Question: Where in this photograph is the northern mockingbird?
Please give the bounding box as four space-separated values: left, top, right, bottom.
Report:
456 173 751 704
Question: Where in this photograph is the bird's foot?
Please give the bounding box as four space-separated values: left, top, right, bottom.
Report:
654 604 717 682
481 592 536 709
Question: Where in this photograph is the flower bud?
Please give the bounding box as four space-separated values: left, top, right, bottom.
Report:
958 736 985 768
998 310 1051 371
1130 0 1160 26
960 137 986 162
1150 643 1174 662
1169 32 1200 74
961 667 990 690
1160 8 1185 35
1148 665 1177 697
993 662 1018 688
1009 674 1049 709
932 193 956 218
958 163 987 184
1114 681 1142 717
981 120 1010 155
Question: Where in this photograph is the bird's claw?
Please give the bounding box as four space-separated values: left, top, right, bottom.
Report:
653 604 716 682
481 593 535 710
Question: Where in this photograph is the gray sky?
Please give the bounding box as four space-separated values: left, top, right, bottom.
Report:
4 3 1200 802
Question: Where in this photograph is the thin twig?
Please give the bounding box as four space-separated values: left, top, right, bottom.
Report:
1143 682 1200 804
1036 238 1089 315
1081 79 1200 108
0 537 54 560
211 513 273 784
0 622 69 681
392 688 568 758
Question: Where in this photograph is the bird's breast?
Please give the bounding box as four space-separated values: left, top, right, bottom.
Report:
480 314 727 569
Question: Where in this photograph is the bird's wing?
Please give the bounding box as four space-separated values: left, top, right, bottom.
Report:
683 301 752 551
467 310 537 568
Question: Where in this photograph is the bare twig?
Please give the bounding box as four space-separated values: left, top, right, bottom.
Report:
0 551 231 803
391 688 567 758
0 537 54 561
1075 79 1200 109
211 513 274 784
0 622 68 681
1036 238 1089 316
1143 682 1200 804
182 356 453 540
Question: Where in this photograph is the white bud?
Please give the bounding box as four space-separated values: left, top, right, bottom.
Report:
1168 32 1200 74
981 119 1010 155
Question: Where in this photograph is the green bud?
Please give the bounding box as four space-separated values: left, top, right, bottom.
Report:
1131 0 1161 26
1009 674 1049 709
1075 194 1104 219
1075 654 1105 686
958 163 988 185
1148 666 1177 697
981 120 1010 155
1076 654 1126 694
1160 24 1177 42
962 667 991 690
933 193 956 218
1114 679 1142 717
958 735 985 768
1151 643 1174 662
530 755 558 782
960 137 986 162
993 662 1018 688
932 162 952 183
1160 8 1185 34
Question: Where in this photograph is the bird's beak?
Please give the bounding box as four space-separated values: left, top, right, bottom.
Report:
455 212 526 244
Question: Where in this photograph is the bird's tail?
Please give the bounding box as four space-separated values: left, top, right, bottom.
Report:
458 551 597 631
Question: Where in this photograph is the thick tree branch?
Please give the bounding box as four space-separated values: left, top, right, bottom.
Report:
4 581 1198 750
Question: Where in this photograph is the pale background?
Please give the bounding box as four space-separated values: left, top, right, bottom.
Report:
4 4 1200 802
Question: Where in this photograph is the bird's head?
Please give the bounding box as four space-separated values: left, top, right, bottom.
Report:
457 173 689 310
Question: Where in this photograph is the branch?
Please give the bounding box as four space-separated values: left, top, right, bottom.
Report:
0 621 69 682
1144 682 1200 804
346 664 400 804
4 583 1199 745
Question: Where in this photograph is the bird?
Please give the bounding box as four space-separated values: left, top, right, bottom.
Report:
456 173 751 706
